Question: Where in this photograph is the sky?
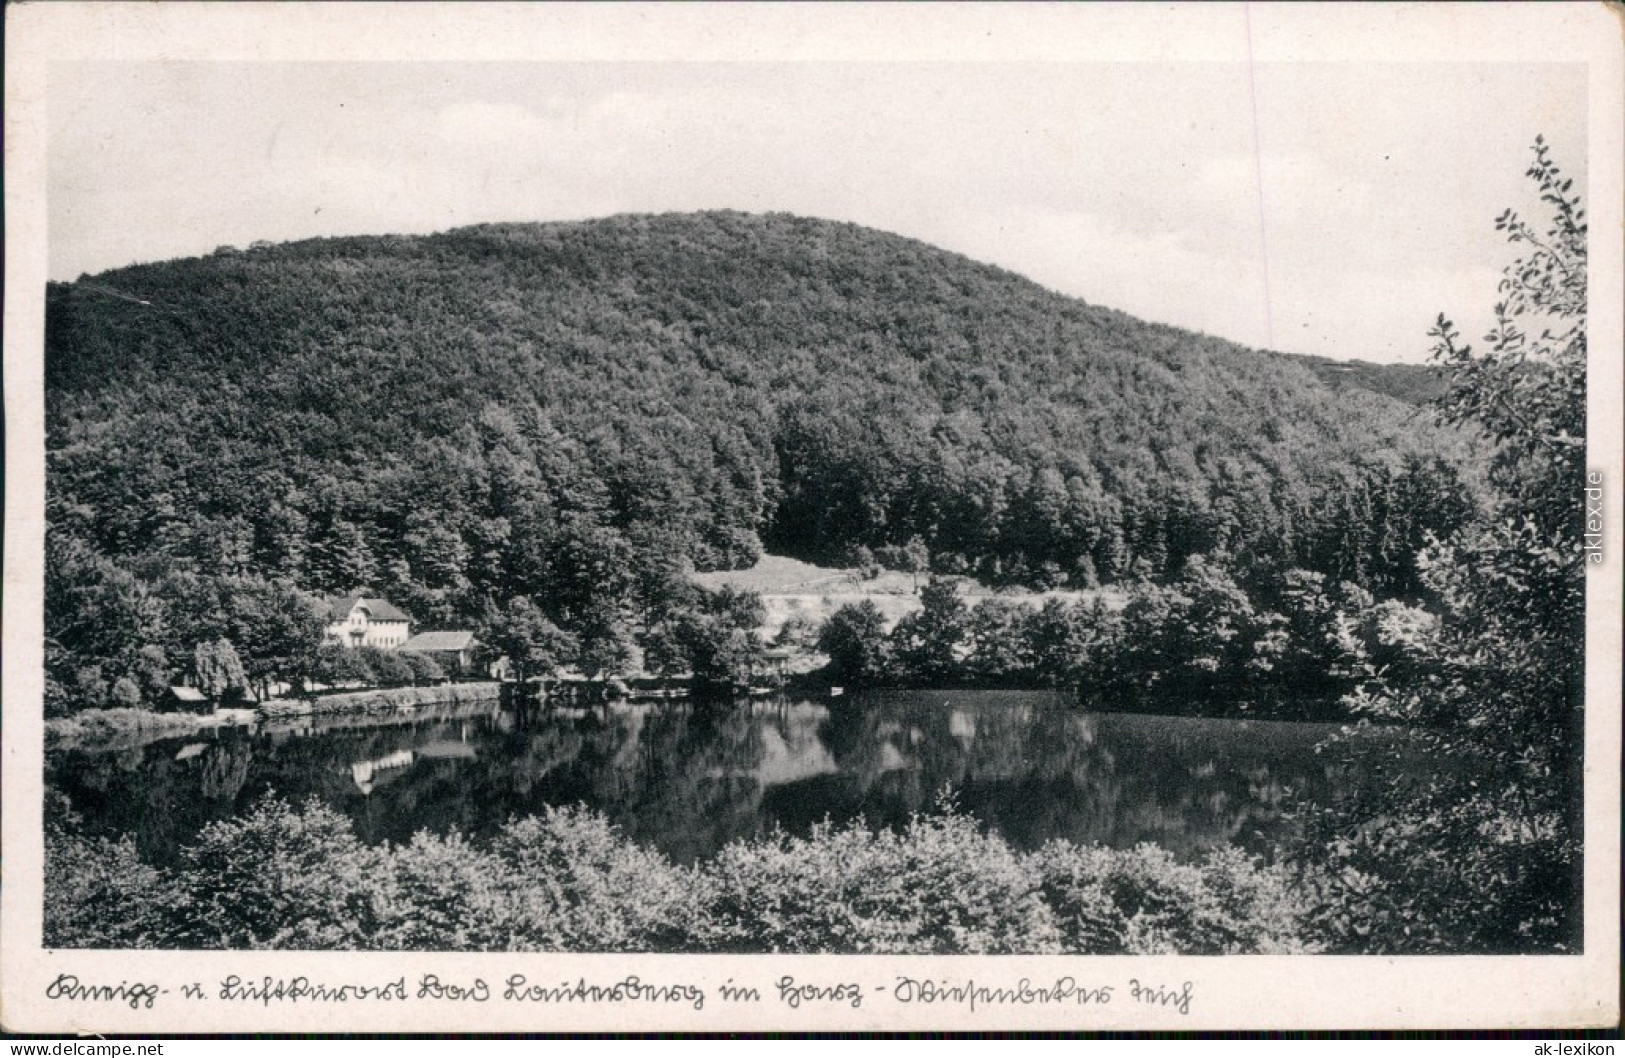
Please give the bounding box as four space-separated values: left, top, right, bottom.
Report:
47 60 1587 364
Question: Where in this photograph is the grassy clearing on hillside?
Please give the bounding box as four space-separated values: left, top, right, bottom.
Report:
692 553 916 594
693 554 1122 635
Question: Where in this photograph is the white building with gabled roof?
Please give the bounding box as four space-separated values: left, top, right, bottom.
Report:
325 595 412 649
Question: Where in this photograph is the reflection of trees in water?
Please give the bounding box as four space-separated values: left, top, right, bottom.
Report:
600 703 766 863
272 701 773 863
340 700 772 864
48 693 1398 867
797 692 1356 860
1051 713 1348 857
198 741 253 802
356 707 603 844
48 734 259 865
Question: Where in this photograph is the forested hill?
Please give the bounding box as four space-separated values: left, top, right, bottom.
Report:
1285 354 1449 406
46 211 1474 633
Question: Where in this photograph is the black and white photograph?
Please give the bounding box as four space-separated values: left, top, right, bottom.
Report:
4 2 1620 1035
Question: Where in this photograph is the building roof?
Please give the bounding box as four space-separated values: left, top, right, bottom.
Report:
328 595 412 622
168 686 209 701
402 630 477 652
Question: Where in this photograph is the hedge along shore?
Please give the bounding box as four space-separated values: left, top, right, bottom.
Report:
256 681 502 719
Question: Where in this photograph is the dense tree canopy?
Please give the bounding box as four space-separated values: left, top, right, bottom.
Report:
45 211 1476 709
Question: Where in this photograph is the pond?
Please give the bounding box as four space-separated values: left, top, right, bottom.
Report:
46 690 1413 867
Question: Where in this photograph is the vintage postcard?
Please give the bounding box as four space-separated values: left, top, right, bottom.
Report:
4 2 1620 1034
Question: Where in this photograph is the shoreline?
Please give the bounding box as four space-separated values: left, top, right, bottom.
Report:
43 707 258 753
256 681 502 719
45 677 1389 754
46 682 503 752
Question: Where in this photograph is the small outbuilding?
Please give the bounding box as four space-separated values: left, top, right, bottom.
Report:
401 630 480 677
165 685 213 714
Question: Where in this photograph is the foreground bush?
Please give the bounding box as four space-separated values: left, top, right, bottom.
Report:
1298 787 1576 954
45 796 1319 954
369 810 704 951
481 808 704 951
44 825 176 948
1032 842 1315 954
698 807 1060 953
172 798 388 949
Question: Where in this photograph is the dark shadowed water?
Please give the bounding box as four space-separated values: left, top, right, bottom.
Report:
46 690 1413 867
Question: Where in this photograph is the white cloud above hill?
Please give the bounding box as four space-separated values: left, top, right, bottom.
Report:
46 41 1587 364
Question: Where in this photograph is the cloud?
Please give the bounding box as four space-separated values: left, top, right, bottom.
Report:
435 101 560 148
45 60 1588 364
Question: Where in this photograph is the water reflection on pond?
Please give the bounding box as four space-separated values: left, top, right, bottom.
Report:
47 691 1406 867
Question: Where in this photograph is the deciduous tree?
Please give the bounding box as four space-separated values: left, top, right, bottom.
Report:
193 639 248 704
817 601 890 686
1312 138 1587 953
483 596 576 682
